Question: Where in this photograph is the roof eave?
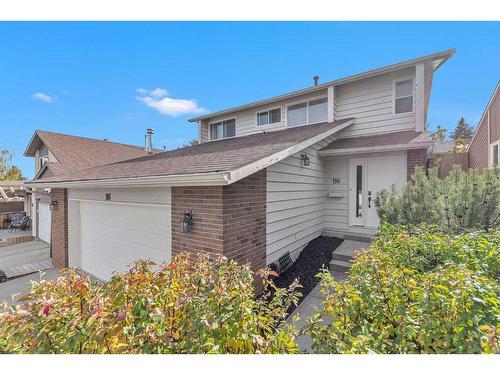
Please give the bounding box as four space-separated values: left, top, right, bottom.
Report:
317 141 434 157
23 130 42 157
189 49 456 123
25 171 230 189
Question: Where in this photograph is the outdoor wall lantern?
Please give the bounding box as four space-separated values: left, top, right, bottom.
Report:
50 200 58 209
301 153 310 166
180 211 194 233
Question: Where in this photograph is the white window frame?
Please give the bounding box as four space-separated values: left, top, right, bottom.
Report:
285 95 328 128
208 117 237 141
255 106 283 128
393 77 415 116
39 155 49 171
491 140 500 167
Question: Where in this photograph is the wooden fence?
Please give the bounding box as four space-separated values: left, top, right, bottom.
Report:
439 153 469 178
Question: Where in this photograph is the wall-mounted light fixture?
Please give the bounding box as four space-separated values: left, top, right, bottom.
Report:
180 211 194 233
301 153 310 167
50 200 58 209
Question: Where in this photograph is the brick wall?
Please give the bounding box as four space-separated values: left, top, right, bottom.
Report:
50 188 68 268
171 186 224 257
171 170 267 273
407 149 428 181
223 169 266 272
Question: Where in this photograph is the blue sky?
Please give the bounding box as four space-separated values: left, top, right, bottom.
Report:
1 21 499 178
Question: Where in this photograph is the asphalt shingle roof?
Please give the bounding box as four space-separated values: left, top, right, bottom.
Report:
34 131 159 177
34 119 353 183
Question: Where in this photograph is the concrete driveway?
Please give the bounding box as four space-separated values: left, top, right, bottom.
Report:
0 268 60 305
0 240 57 305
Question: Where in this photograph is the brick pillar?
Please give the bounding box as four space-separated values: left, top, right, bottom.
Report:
50 188 68 268
170 170 267 286
407 149 428 181
222 169 266 273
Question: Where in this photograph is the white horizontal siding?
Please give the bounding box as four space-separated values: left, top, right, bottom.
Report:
335 66 416 138
323 158 349 231
266 136 333 264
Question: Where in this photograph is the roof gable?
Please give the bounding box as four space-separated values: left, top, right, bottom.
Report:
24 130 160 178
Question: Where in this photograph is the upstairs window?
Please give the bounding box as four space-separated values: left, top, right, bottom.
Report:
394 79 414 114
257 108 281 126
39 156 48 171
210 119 236 140
287 97 328 127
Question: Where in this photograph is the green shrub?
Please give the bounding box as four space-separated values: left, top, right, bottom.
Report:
0 253 301 354
375 166 500 232
302 225 500 354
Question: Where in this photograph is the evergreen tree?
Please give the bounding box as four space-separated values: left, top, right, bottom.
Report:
451 117 474 141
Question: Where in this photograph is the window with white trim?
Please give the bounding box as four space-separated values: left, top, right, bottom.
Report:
39 156 48 171
287 97 327 127
257 108 281 126
210 119 236 140
394 79 414 114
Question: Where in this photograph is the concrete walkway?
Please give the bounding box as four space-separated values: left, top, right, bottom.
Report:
289 239 370 353
0 268 60 305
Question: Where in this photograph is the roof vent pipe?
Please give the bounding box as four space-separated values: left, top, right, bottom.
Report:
313 75 319 86
145 128 154 153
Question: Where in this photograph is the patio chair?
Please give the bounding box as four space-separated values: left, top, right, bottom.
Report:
8 213 26 233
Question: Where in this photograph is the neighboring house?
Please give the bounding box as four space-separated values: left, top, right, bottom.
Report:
24 130 160 244
25 49 454 282
468 80 500 169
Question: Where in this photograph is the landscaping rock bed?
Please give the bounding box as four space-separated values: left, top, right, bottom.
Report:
273 236 343 311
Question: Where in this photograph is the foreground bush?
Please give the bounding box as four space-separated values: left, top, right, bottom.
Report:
375 166 499 232
0 253 301 354
302 225 500 354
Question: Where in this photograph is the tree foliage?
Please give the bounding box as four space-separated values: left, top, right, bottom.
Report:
375 166 500 232
451 117 474 142
302 225 500 354
0 147 24 180
0 253 301 354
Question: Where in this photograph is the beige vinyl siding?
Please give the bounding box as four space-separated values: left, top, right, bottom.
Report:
200 90 329 143
323 158 349 231
335 67 416 137
266 136 334 264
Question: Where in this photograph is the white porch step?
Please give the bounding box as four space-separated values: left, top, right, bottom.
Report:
329 239 370 273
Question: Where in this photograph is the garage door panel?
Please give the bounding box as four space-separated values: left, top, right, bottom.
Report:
76 197 171 281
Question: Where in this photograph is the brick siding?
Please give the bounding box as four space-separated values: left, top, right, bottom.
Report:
407 149 428 181
50 188 68 268
171 170 267 273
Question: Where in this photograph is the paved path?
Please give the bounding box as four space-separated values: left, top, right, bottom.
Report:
289 239 370 353
0 268 60 305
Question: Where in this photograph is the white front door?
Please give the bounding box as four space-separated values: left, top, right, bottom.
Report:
349 155 406 228
38 202 51 244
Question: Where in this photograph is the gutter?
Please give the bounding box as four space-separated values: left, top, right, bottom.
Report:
25 171 230 189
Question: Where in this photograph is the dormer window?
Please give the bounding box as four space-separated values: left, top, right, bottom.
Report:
394 78 414 114
39 156 48 170
210 118 236 140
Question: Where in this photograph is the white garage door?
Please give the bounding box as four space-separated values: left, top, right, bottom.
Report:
76 200 171 281
38 202 51 244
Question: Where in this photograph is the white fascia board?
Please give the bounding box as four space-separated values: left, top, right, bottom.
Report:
317 142 433 157
25 172 229 189
227 119 354 184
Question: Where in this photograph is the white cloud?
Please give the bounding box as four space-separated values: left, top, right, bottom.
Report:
32 92 55 103
136 87 206 116
136 87 148 94
149 88 168 98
